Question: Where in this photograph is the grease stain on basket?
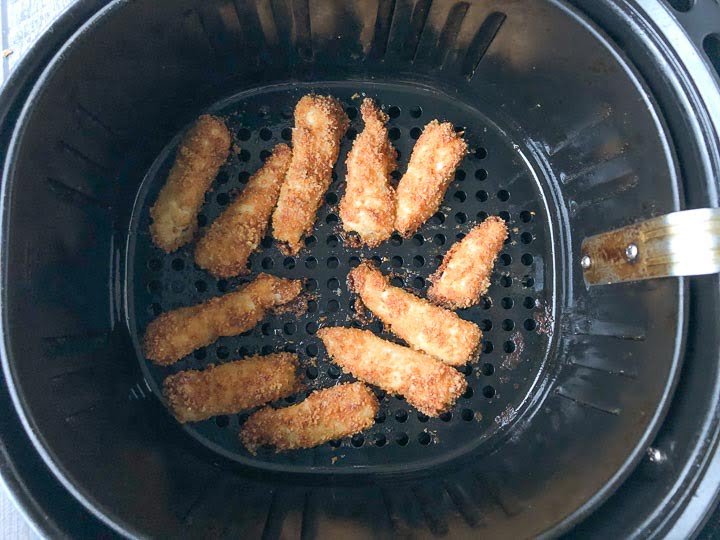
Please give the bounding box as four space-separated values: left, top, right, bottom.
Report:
534 302 554 336
495 404 517 427
501 332 524 370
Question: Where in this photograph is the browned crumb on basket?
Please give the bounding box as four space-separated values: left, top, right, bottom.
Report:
428 216 508 309
163 353 303 423
339 98 397 247
143 273 302 365
394 120 467 237
272 291 313 317
150 115 232 252
194 143 292 278
272 95 349 255
239 382 378 453
318 327 467 417
351 296 374 326
348 262 481 366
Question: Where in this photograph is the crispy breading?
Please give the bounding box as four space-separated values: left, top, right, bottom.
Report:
195 144 292 278
318 327 466 417
429 217 508 309
163 353 302 423
239 382 378 453
143 273 302 365
272 95 349 254
394 120 467 237
348 262 481 366
339 98 397 247
150 115 232 252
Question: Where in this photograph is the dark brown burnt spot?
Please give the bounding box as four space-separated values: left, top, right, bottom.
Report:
582 224 649 284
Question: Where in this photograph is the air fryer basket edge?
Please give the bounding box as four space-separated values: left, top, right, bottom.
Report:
0 1 716 540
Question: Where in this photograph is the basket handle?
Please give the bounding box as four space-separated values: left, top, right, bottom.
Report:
581 208 720 286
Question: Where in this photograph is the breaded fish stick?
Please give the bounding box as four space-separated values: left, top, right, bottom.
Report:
394 120 467 237
348 263 481 366
195 144 292 278
319 327 466 417
339 98 397 247
239 382 378 453
429 217 508 309
163 353 302 423
272 95 349 254
144 273 302 365
150 115 232 252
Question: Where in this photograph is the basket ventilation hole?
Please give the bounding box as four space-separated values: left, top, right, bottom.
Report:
667 0 694 11
704 35 720 79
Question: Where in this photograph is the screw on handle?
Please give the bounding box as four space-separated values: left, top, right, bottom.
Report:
581 208 720 286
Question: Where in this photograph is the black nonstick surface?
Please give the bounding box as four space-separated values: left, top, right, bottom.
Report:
128 82 555 471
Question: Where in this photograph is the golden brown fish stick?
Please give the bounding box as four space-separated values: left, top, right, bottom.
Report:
429 217 508 309
150 115 232 252
143 273 302 365
319 327 466 417
239 382 378 453
394 120 467 237
163 353 302 423
339 98 397 247
348 263 481 366
195 144 292 278
272 95 349 254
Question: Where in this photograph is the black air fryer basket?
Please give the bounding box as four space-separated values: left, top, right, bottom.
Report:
1 0 720 538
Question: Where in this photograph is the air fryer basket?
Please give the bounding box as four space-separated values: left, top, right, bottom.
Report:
129 81 559 472
1 0 719 538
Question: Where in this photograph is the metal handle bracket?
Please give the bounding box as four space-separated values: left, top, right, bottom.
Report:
581 208 720 286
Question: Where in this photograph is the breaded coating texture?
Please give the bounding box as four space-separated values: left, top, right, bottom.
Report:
163 353 302 423
348 263 481 366
272 95 349 254
318 327 466 417
429 217 508 309
143 273 302 365
239 382 378 453
195 144 292 278
339 98 397 247
150 115 232 252
394 120 467 237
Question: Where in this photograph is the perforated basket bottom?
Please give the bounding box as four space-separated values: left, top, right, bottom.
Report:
126 81 555 473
